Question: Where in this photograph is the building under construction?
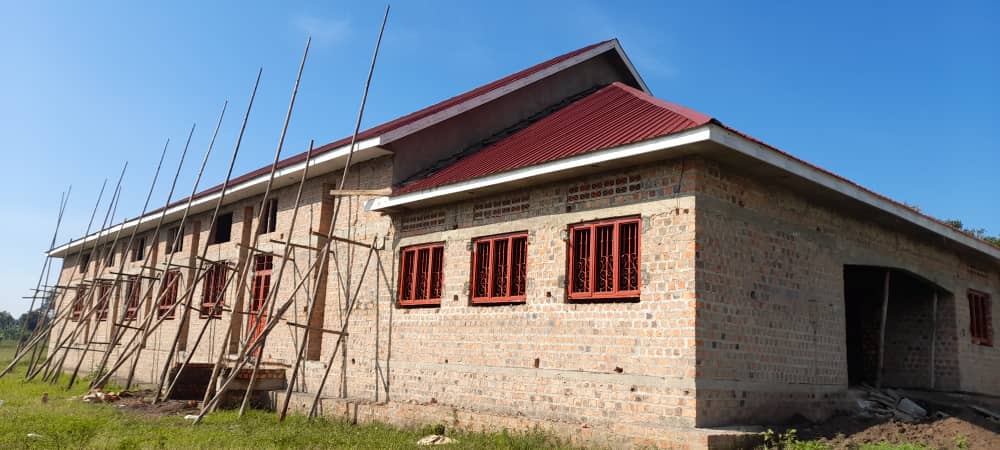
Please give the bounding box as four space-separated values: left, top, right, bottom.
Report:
35 40 1000 448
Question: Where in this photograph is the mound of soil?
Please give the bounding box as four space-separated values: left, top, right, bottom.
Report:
798 409 999 449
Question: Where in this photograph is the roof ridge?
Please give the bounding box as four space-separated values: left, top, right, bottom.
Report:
609 81 713 125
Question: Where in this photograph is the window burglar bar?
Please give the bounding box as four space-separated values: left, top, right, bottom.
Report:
201 262 228 318
568 216 640 300
472 233 527 304
157 270 182 319
398 243 444 306
969 290 993 346
95 280 114 321
71 285 88 321
124 275 141 320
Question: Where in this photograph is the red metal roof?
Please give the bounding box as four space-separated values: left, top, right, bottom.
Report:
394 82 712 194
157 40 616 212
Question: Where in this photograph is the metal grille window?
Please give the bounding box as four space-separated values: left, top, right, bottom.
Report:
398 243 444 306
472 233 528 304
124 275 141 320
95 280 113 321
969 290 993 346
157 270 181 319
71 285 87 321
201 262 228 318
568 216 641 301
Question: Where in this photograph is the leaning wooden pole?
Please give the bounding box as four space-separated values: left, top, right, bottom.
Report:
0 179 107 379
151 76 265 401
234 36 312 416
876 269 891 389
15 189 70 354
303 4 390 418
48 162 128 383
88 137 173 382
94 70 259 390
66 128 194 390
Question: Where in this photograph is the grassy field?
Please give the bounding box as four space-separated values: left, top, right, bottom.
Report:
1 341 946 450
0 341 571 449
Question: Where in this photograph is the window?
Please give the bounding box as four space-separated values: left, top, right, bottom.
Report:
201 262 228 318
70 285 87 321
258 199 278 235
166 226 183 254
247 255 273 350
133 236 146 262
471 233 527 304
969 290 993 346
79 253 91 274
104 246 115 267
211 213 233 244
398 244 444 306
157 270 181 319
568 216 641 301
124 275 141 320
95 281 113 321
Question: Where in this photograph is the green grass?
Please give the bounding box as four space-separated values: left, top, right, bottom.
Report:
0 341 573 449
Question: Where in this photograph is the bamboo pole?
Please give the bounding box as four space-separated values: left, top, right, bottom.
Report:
234 36 312 417
150 69 266 402
48 163 128 383
15 190 70 353
0 179 108 379
876 269 891 389
66 129 194 389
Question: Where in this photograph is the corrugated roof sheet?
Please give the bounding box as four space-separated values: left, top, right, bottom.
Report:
394 82 712 194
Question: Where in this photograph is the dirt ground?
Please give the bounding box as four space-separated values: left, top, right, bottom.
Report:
107 389 200 419
795 389 1000 449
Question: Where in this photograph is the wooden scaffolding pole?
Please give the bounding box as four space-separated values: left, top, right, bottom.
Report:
234 36 313 417
876 269 891 389
145 71 262 399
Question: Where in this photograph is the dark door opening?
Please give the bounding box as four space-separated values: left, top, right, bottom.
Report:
844 266 947 389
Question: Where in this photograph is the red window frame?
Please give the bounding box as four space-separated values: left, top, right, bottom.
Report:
247 255 273 353
70 285 87 321
95 280 113 321
124 275 141 320
567 216 641 301
969 290 993 346
201 262 228 318
471 232 528 304
398 243 444 306
157 270 181 319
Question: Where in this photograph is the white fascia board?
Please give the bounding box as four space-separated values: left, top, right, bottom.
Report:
49 137 385 258
707 124 1000 261
378 41 621 144
368 126 713 211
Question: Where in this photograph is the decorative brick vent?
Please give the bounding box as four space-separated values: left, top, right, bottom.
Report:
401 210 446 233
566 174 641 205
473 194 530 222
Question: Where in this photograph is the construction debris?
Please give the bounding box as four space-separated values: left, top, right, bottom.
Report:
855 384 929 423
81 389 123 403
969 405 1000 424
416 435 456 446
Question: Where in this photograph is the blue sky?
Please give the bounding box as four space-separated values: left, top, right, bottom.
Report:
1 1 997 314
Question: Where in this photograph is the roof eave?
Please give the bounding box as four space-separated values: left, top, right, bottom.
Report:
48 137 388 259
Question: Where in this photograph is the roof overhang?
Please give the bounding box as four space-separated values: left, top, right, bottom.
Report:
370 124 1000 262
48 138 390 258
378 39 650 146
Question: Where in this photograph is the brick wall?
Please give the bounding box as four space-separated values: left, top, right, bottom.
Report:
694 156 1000 426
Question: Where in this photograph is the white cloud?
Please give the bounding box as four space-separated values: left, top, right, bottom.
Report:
293 14 351 44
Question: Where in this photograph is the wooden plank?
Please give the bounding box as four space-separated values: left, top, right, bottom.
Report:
286 321 348 336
